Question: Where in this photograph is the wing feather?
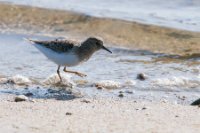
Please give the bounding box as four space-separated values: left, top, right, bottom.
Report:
27 38 79 53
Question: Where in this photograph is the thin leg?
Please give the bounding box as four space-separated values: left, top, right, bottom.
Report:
63 66 87 77
57 65 62 82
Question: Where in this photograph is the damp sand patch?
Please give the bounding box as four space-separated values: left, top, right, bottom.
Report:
0 3 200 55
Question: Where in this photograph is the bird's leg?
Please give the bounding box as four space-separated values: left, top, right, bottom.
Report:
63 66 87 77
57 65 62 82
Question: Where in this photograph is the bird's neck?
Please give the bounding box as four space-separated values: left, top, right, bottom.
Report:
78 43 98 61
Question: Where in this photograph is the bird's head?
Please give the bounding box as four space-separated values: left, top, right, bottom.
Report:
84 37 112 53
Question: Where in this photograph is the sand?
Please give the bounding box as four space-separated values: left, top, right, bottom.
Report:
0 98 199 133
0 3 200 56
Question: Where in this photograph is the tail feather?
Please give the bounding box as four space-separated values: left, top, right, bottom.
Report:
23 38 37 44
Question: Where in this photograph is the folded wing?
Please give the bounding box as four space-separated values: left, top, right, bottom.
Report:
27 39 78 53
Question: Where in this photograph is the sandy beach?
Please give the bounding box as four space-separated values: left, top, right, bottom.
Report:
0 2 199 133
0 98 200 133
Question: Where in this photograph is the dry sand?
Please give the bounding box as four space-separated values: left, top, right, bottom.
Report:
0 98 200 133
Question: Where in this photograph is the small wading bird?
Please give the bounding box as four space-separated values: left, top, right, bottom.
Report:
26 37 112 82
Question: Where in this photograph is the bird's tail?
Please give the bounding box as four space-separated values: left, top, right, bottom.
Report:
23 38 37 44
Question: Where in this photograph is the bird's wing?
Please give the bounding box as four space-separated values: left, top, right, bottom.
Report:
26 38 79 53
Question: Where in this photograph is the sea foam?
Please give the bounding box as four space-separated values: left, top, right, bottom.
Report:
43 74 74 87
95 80 121 89
10 75 32 85
152 76 200 88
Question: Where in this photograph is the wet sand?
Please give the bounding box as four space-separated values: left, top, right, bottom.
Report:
0 3 200 56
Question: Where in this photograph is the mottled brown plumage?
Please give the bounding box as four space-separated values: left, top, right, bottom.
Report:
26 37 112 82
29 39 79 53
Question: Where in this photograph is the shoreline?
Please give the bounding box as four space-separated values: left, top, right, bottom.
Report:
0 3 200 56
0 32 199 106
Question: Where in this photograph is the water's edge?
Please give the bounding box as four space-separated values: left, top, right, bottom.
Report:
0 32 199 105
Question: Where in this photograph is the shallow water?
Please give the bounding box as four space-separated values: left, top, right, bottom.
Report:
0 33 199 104
1 0 200 31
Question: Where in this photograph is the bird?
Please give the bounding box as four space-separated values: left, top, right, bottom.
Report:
25 37 112 82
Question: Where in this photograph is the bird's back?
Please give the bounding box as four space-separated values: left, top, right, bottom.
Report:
28 39 80 53
27 38 81 66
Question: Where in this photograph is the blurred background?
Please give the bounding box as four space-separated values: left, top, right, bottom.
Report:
1 0 200 31
0 0 200 55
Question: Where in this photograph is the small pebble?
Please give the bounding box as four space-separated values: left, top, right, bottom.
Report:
135 107 148 111
65 112 72 115
142 107 147 110
81 99 91 103
182 96 186 99
95 84 103 90
177 96 186 100
97 86 103 90
118 93 124 98
191 98 200 106
175 115 179 117
119 91 123 93
6 79 15 84
14 95 28 102
137 73 147 81
125 90 133 94
25 92 33 97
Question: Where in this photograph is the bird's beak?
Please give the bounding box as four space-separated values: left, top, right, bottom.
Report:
102 46 112 53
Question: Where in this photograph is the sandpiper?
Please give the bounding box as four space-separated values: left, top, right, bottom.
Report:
26 37 112 81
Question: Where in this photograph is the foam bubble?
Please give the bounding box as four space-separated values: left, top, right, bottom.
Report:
95 80 121 89
124 80 137 87
43 74 74 87
152 76 200 88
10 75 32 85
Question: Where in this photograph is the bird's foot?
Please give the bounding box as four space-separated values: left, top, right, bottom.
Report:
75 72 87 77
63 69 87 77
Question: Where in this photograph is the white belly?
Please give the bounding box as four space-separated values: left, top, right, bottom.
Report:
33 44 80 66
